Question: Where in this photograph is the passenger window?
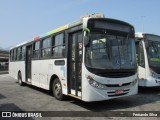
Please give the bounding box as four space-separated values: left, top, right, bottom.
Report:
52 33 65 58
17 47 22 60
10 50 13 61
33 41 40 59
14 49 17 61
42 37 51 58
22 46 26 60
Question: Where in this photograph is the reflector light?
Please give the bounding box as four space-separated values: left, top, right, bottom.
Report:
34 36 40 41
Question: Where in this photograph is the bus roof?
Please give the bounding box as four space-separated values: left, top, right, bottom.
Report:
135 32 160 39
13 13 104 48
135 32 144 39
135 32 160 43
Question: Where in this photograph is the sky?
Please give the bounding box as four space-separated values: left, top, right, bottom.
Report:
0 0 160 49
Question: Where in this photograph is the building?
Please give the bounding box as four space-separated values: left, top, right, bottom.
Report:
0 49 9 71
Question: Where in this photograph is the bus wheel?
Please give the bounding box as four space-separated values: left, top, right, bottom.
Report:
18 72 23 86
53 78 64 100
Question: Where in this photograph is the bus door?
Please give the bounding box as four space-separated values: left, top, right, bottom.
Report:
68 31 82 97
26 45 32 83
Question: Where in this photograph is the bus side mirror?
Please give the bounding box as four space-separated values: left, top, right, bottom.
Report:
84 36 90 47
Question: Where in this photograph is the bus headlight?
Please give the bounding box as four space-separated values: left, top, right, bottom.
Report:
86 75 105 89
131 79 137 86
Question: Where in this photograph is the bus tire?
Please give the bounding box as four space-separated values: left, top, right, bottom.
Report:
52 78 64 100
18 72 24 86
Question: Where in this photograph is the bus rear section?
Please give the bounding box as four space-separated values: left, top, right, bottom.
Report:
136 33 160 87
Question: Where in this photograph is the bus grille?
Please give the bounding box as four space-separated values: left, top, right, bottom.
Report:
105 82 131 87
107 89 129 97
97 71 136 78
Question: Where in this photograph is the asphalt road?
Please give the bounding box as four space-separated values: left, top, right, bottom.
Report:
0 74 160 120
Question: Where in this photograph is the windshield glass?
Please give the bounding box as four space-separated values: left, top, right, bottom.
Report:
85 32 136 70
147 40 160 67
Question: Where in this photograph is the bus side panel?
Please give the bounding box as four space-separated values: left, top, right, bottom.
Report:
9 61 25 82
9 61 18 79
138 40 151 87
19 61 25 82
9 61 15 78
31 59 68 94
138 66 146 79
32 60 41 87
48 59 68 95
39 59 49 89
138 66 146 86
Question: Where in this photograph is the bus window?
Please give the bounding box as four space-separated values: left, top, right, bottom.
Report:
33 41 40 59
22 46 26 60
10 50 14 61
14 49 17 61
52 33 65 58
42 37 51 58
17 47 22 60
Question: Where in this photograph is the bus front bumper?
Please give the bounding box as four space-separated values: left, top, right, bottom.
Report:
139 76 160 87
82 82 138 102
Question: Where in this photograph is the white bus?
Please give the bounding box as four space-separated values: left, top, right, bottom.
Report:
136 33 160 87
9 13 138 102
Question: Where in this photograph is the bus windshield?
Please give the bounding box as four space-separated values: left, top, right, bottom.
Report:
85 32 136 70
147 41 160 67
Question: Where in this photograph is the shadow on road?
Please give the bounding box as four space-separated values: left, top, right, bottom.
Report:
138 86 160 94
17 82 160 112
0 94 6 99
69 87 160 111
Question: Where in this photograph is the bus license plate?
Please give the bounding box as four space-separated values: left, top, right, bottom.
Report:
115 90 124 94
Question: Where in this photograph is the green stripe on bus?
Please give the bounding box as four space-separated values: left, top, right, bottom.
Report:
47 25 69 35
150 58 160 62
84 27 90 33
